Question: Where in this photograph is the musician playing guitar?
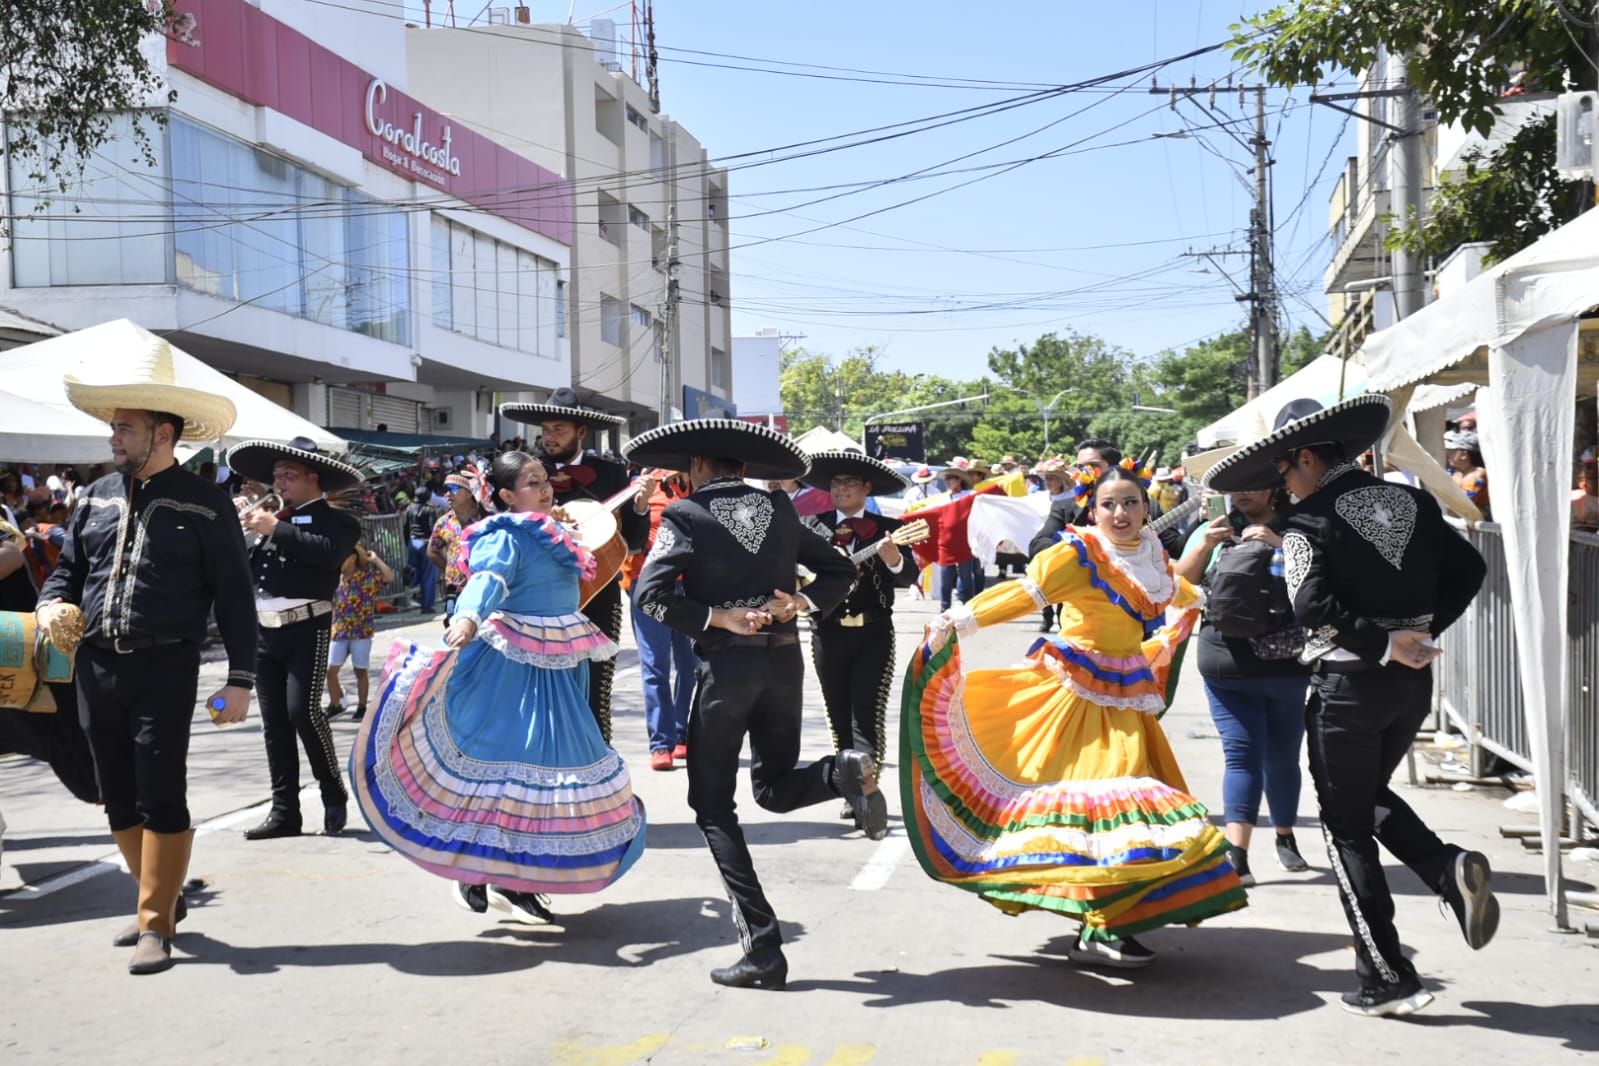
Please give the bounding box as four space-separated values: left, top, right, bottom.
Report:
500 389 647 743
800 451 920 793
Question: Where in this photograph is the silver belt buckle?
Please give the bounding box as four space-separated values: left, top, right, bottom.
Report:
112 637 136 655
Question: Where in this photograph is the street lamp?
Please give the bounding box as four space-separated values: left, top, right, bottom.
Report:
1132 404 1179 414
995 385 1080 454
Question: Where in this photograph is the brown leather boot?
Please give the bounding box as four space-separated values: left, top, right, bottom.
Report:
111 827 146 947
128 828 194 975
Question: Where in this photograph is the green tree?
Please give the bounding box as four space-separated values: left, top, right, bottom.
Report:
1151 330 1251 424
1278 324 1327 377
1234 1 1595 261
1386 115 1584 266
3 2 188 196
980 330 1137 461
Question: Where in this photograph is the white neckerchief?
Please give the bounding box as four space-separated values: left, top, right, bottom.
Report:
1083 526 1173 606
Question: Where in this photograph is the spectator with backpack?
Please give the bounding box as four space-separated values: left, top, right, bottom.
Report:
1175 486 1311 886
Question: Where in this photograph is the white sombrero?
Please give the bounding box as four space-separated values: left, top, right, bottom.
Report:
64 332 235 441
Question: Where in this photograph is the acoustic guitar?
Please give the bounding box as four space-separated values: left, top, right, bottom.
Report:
846 518 930 566
562 484 640 608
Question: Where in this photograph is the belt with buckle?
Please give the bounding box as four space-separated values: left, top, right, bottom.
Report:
84 635 187 655
830 610 890 629
257 600 333 629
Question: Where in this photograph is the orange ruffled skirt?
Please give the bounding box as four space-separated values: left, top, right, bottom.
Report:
900 636 1246 941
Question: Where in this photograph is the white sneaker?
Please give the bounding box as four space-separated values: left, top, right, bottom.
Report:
486 885 555 925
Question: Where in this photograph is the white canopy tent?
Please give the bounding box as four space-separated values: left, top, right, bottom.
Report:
0 319 347 462
0 388 124 463
1361 205 1599 927
793 426 862 454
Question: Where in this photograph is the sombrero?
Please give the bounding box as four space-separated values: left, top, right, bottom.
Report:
500 386 625 429
64 331 235 442
942 456 982 487
801 450 911 497
225 436 363 493
1205 395 1394 493
622 418 808 481
910 465 937 484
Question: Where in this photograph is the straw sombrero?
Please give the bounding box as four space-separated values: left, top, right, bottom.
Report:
226 436 363 493
622 419 808 481
64 333 235 441
801 450 911 497
910 465 937 484
500 386 625 429
1205 395 1393 493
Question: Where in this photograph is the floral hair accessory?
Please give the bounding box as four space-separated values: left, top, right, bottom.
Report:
1119 456 1156 489
1070 463 1099 502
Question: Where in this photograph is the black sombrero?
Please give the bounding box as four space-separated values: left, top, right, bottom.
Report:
801 450 910 496
500 386 625 429
1206 394 1394 493
225 436 364 493
622 419 808 481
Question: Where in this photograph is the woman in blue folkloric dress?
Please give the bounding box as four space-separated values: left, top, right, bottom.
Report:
352 453 645 924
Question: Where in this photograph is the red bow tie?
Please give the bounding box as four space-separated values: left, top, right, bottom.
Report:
834 516 877 545
276 507 295 520
548 464 597 495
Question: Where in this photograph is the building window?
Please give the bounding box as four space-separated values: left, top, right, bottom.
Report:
629 205 650 231
651 226 667 271
630 303 652 330
431 215 558 354
595 88 622 144
9 112 170 287
600 294 623 346
650 133 666 179
597 190 623 244
625 103 649 133
711 346 729 389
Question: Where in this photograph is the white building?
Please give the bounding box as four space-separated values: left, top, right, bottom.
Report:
732 329 784 420
406 18 734 431
1 0 730 441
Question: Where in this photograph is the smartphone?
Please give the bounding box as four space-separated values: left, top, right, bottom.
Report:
1205 494 1227 521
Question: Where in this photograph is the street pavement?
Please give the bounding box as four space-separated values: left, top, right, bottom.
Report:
3 585 1598 1065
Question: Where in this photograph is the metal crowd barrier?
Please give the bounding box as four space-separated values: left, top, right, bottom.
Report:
1435 521 1599 829
358 513 413 607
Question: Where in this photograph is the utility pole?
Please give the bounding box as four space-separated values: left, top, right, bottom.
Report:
1152 80 1277 397
1387 50 1425 319
658 205 679 426
644 0 660 115
1251 88 1278 392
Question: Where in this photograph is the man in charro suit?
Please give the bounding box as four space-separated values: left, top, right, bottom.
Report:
228 437 364 842
799 451 917 784
628 419 885 991
1209 394 1493 1019
501 388 648 743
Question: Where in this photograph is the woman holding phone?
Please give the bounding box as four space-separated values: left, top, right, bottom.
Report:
1175 488 1312 885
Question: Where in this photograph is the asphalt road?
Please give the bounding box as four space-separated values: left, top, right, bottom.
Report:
3 587 1598 1065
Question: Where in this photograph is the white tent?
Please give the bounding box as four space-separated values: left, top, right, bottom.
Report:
1197 355 1367 448
1361 205 1599 927
0 388 116 463
793 425 862 454
0 319 347 462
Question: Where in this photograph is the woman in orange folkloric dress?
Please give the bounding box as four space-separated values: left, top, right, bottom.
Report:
902 467 1246 968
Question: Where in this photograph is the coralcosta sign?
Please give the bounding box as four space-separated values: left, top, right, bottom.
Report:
364 78 461 179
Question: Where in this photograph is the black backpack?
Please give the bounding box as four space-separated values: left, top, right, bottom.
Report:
1206 539 1295 639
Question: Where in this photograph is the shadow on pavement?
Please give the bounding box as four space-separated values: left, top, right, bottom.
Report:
794 926 1357 1018
642 819 896 849
169 897 764 978
1415 1001 1599 1051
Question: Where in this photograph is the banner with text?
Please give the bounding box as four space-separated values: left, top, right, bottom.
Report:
866 422 925 462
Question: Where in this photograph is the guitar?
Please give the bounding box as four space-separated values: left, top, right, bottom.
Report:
846 518 930 566
561 483 643 608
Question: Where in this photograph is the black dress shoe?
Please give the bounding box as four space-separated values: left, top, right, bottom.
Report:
833 749 889 841
710 948 788 990
324 802 348 836
243 815 302 841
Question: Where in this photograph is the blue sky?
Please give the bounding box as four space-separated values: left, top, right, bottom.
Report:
610 0 1355 379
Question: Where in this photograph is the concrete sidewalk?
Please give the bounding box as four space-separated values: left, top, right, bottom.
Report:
3 593 1597 1064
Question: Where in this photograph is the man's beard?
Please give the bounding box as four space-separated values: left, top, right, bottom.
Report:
113 436 153 477
538 437 579 463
